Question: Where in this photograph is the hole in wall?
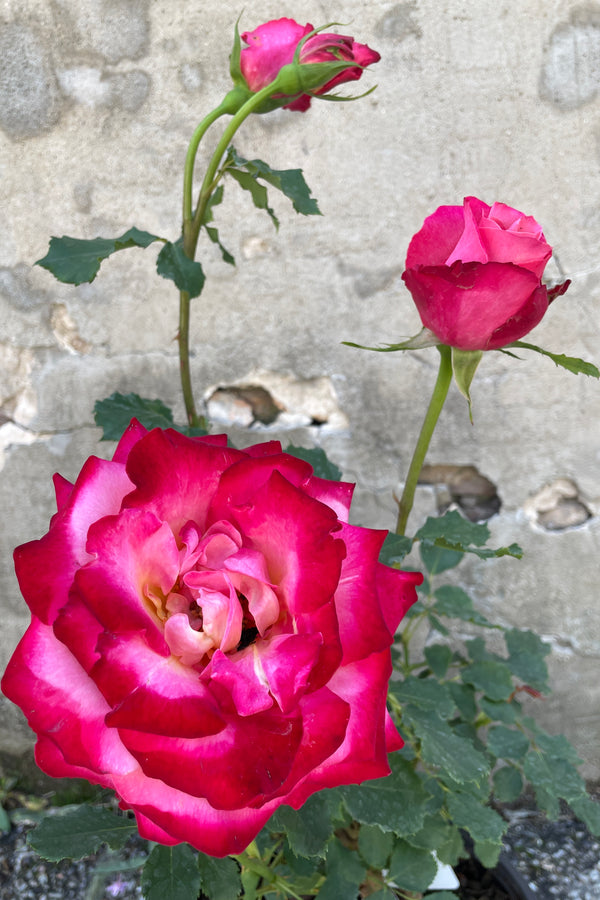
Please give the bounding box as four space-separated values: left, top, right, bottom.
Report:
524 478 592 531
419 464 501 522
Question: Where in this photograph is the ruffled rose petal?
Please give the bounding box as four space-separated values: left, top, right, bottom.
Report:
1 619 137 777
118 708 303 810
75 508 179 652
122 429 244 535
402 260 545 351
212 469 345 617
14 456 134 623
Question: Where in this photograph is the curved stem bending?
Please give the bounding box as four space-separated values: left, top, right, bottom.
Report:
178 83 285 429
395 344 453 536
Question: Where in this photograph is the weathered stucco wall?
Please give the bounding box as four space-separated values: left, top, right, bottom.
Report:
1 0 599 775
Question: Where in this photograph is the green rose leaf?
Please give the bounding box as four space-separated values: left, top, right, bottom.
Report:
156 239 206 298
379 532 414 567
487 725 530 760
473 838 503 869
523 750 586 803
318 839 366 900
446 791 507 845
404 813 456 852
569 795 600 837
505 628 550 692
416 511 522 559
434 585 497 628
388 839 438 893
417 510 490 547
94 392 175 440
285 445 342 481
141 844 202 900
390 676 455 718
226 147 321 218
424 643 453 678
268 792 333 858
27 806 137 861
462 660 514 701
196 853 242 900
533 731 582 764
480 697 520 725
403 706 489 785
340 756 432 836
448 682 478 722
35 227 164 284
357 824 395 869
493 765 524 802
420 542 464 575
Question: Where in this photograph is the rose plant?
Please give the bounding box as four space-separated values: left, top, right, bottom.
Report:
2 422 420 857
2 13 600 900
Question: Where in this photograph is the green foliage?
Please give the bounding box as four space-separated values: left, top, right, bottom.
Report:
318 839 366 900
224 147 320 231
94 393 176 439
203 185 235 265
416 510 522 561
196 853 242 900
388 838 438 892
284 444 342 481
268 792 333 858
35 228 163 284
94 392 207 441
156 239 206 298
141 844 202 900
27 805 137 861
379 532 413 567
340 756 432 836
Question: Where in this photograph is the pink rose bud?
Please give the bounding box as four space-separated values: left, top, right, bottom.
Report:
2 421 421 857
402 196 569 351
239 17 380 111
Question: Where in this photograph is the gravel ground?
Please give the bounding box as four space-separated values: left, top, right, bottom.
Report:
1 806 599 899
502 807 600 899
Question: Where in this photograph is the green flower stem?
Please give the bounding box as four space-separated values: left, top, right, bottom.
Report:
182 103 230 226
395 344 453 535
178 81 287 429
188 81 285 252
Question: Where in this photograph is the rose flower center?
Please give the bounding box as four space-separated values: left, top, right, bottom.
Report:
144 519 280 668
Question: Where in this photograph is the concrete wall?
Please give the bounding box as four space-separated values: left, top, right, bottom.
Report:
1 0 599 776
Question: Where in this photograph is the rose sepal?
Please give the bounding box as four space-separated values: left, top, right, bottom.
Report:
274 58 370 100
343 327 440 352
451 348 484 422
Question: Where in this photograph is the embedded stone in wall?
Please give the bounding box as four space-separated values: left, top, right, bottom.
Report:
540 5 600 109
50 304 92 355
56 67 150 111
419 464 501 522
376 2 422 42
179 62 204 93
524 478 592 530
62 0 151 64
0 24 63 139
205 371 348 431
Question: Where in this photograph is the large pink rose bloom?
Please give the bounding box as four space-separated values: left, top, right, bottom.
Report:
402 196 568 351
2 422 420 856
240 17 380 111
